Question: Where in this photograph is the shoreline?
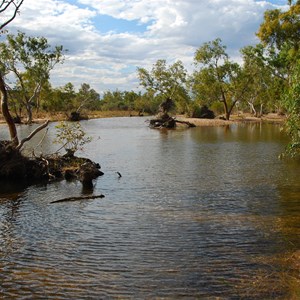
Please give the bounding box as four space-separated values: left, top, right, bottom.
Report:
176 113 286 127
0 112 286 127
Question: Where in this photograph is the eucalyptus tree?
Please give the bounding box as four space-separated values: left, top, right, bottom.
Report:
283 61 300 157
0 31 64 123
240 45 282 116
0 0 24 145
257 0 300 155
75 83 100 112
193 38 246 120
44 82 76 112
257 0 300 83
137 59 190 114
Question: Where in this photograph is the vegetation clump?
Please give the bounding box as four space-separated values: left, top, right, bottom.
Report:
54 121 92 157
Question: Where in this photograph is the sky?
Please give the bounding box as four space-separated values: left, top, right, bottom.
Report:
2 0 288 94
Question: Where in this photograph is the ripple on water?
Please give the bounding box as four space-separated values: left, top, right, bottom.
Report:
0 119 299 299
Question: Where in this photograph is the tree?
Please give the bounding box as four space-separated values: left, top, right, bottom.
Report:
257 1 300 156
193 38 245 120
257 1 300 84
282 59 300 157
0 32 64 123
54 122 92 157
240 45 283 116
74 83 100 112
0 0 24 146
137 59 190 114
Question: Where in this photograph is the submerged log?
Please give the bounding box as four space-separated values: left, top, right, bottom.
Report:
50 194 105 204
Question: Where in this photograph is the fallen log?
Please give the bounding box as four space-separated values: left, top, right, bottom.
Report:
50 194 105 204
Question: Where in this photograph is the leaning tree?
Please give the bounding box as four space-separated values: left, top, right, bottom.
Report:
0 0 49 149
1 0 25 146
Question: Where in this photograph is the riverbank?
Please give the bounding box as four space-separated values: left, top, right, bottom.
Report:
0 111 286 126
0 110 144 124
176 113 286 127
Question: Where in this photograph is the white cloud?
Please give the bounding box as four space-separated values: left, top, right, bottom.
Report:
2 0 285 93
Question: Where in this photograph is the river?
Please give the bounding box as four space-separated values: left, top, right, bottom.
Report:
0 117 299 299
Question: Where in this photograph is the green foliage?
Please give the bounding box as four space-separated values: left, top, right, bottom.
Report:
257 2 300 81
240 44 283 115
192 38 244 120
137 59 190 114
74 83 100 112
210 101 224 115
283 63 300 157
256 1 300 156
54 122 92 155
0 31 64 122
133 91 161 114
257 3 300 52
100 90 141 111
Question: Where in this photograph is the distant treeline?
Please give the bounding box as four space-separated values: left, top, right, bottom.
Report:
1 1 300 155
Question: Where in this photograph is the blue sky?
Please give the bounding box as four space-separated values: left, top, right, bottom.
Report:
93 15 149 34
3 0 288 93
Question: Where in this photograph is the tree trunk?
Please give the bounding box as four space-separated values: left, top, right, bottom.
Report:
0 74 19 146
25 102 33 124
248 101 257 116
259 103 263 118
222 101 230 120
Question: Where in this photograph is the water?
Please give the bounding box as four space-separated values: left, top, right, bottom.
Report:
0 117 299 299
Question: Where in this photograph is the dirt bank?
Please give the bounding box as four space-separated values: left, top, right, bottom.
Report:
175 113 286 127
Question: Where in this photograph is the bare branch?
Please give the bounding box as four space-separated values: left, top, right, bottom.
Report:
0 0 24 31
16 120 49 150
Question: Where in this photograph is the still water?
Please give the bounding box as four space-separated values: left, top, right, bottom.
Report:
0 117 299 299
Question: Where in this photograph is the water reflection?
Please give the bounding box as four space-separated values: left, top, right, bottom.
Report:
0 118 299 299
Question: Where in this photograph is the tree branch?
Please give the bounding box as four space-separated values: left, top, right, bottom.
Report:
16 120 49 150
50 194 105 204
0 0 24 30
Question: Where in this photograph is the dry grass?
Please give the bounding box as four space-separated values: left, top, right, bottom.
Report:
0 110 143 124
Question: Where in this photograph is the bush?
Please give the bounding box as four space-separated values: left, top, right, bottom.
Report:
54 122 92 156
188 103 215 119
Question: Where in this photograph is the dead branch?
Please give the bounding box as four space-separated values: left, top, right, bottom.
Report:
16 120 49 150
50 194 105 204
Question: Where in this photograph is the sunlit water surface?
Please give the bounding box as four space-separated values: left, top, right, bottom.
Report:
0 117 299 299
